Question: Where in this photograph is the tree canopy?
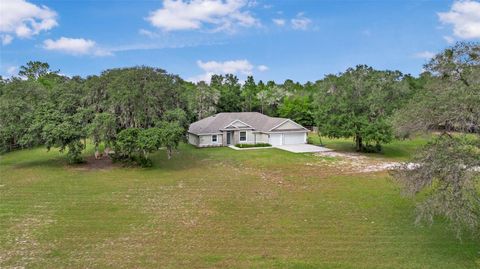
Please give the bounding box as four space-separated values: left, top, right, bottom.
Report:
0 66 189 166
315 65 411 152
1 42 478 173
392 42 480 238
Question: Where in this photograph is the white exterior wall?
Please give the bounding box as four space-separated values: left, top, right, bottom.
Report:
188 133 199 146
246 130 255 144
236 130 255 144
198 134 223 147
254 133 269 143
190 130 306 147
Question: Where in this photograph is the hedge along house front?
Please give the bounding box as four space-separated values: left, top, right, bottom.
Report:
187 112 308 147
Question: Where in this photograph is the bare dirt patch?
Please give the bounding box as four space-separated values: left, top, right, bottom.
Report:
312 151 400 173
71 156 119 171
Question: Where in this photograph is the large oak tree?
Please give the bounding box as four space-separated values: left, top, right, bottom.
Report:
315 65 410 152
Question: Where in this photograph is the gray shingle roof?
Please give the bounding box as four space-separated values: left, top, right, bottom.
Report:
188 112 292 134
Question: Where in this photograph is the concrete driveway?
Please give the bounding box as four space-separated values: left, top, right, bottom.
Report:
275 144 332 153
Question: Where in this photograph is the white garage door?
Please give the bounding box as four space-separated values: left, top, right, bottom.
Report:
269 133 283 146
283 132 306 145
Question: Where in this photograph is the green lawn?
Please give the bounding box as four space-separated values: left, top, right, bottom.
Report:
308 133 430 161
0 140 478 268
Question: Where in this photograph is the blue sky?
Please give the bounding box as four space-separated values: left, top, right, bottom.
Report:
1 0 479 83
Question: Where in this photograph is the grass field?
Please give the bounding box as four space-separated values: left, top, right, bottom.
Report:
1 137 479 268
308 133 430 161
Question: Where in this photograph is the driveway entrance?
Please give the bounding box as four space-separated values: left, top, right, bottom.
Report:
275 144 332 153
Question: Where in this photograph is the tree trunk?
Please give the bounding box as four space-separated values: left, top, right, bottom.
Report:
317 130 323 146
355 135 363 152
94 143 100 159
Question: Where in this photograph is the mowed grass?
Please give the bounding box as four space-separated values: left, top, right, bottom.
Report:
308 133 430 161
0 140 479 268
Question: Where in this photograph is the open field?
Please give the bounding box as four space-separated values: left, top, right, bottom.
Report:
1 138 479 268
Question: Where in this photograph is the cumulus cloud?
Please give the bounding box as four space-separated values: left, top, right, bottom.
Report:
257 65 268 71
1 34 13 45
146 0 259 32
189 59 266 82
414 51 436 59
197 59 253 78
272 19 285 26
43 37 112 56
0 0 57 44
6 66 18 76
438 0 480 39
291 12 311 30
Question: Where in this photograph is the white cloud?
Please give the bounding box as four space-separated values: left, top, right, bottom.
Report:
0 0 57 44
247 0 258 7
443 35 455 44
414 51 436 59
272 19 285 26
257 65 268 71
291 12 311 30
189 72 214 83
43 37 112 56
1 34 13 45
438 0 480 39
198 59 253 74
146 0 259 32
6 66 18 76
139 29 160 38
189 59 268 82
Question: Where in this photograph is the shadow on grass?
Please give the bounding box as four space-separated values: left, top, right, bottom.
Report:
0 147 68 170
147 146 215 172
4 143 309 172
3 146 202 172
11 157 68 170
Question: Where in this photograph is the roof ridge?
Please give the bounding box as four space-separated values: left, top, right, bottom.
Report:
189 111 297 135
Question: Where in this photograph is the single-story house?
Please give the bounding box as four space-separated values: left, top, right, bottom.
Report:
187 112 309 147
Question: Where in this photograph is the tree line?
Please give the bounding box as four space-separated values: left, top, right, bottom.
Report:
0 64 189 166
0 61 415 159
0 43 477 158
0 42 478 237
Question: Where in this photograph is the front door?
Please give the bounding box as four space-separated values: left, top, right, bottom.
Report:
226 131 232 145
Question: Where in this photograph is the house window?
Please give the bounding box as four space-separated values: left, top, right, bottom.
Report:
212 135 217 142
240 131 247 142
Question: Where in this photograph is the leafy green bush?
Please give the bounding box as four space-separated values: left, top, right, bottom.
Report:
113 123 184 167
235 143 271 148
307 135 322 146
65 140 86 164
113 128 162 167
